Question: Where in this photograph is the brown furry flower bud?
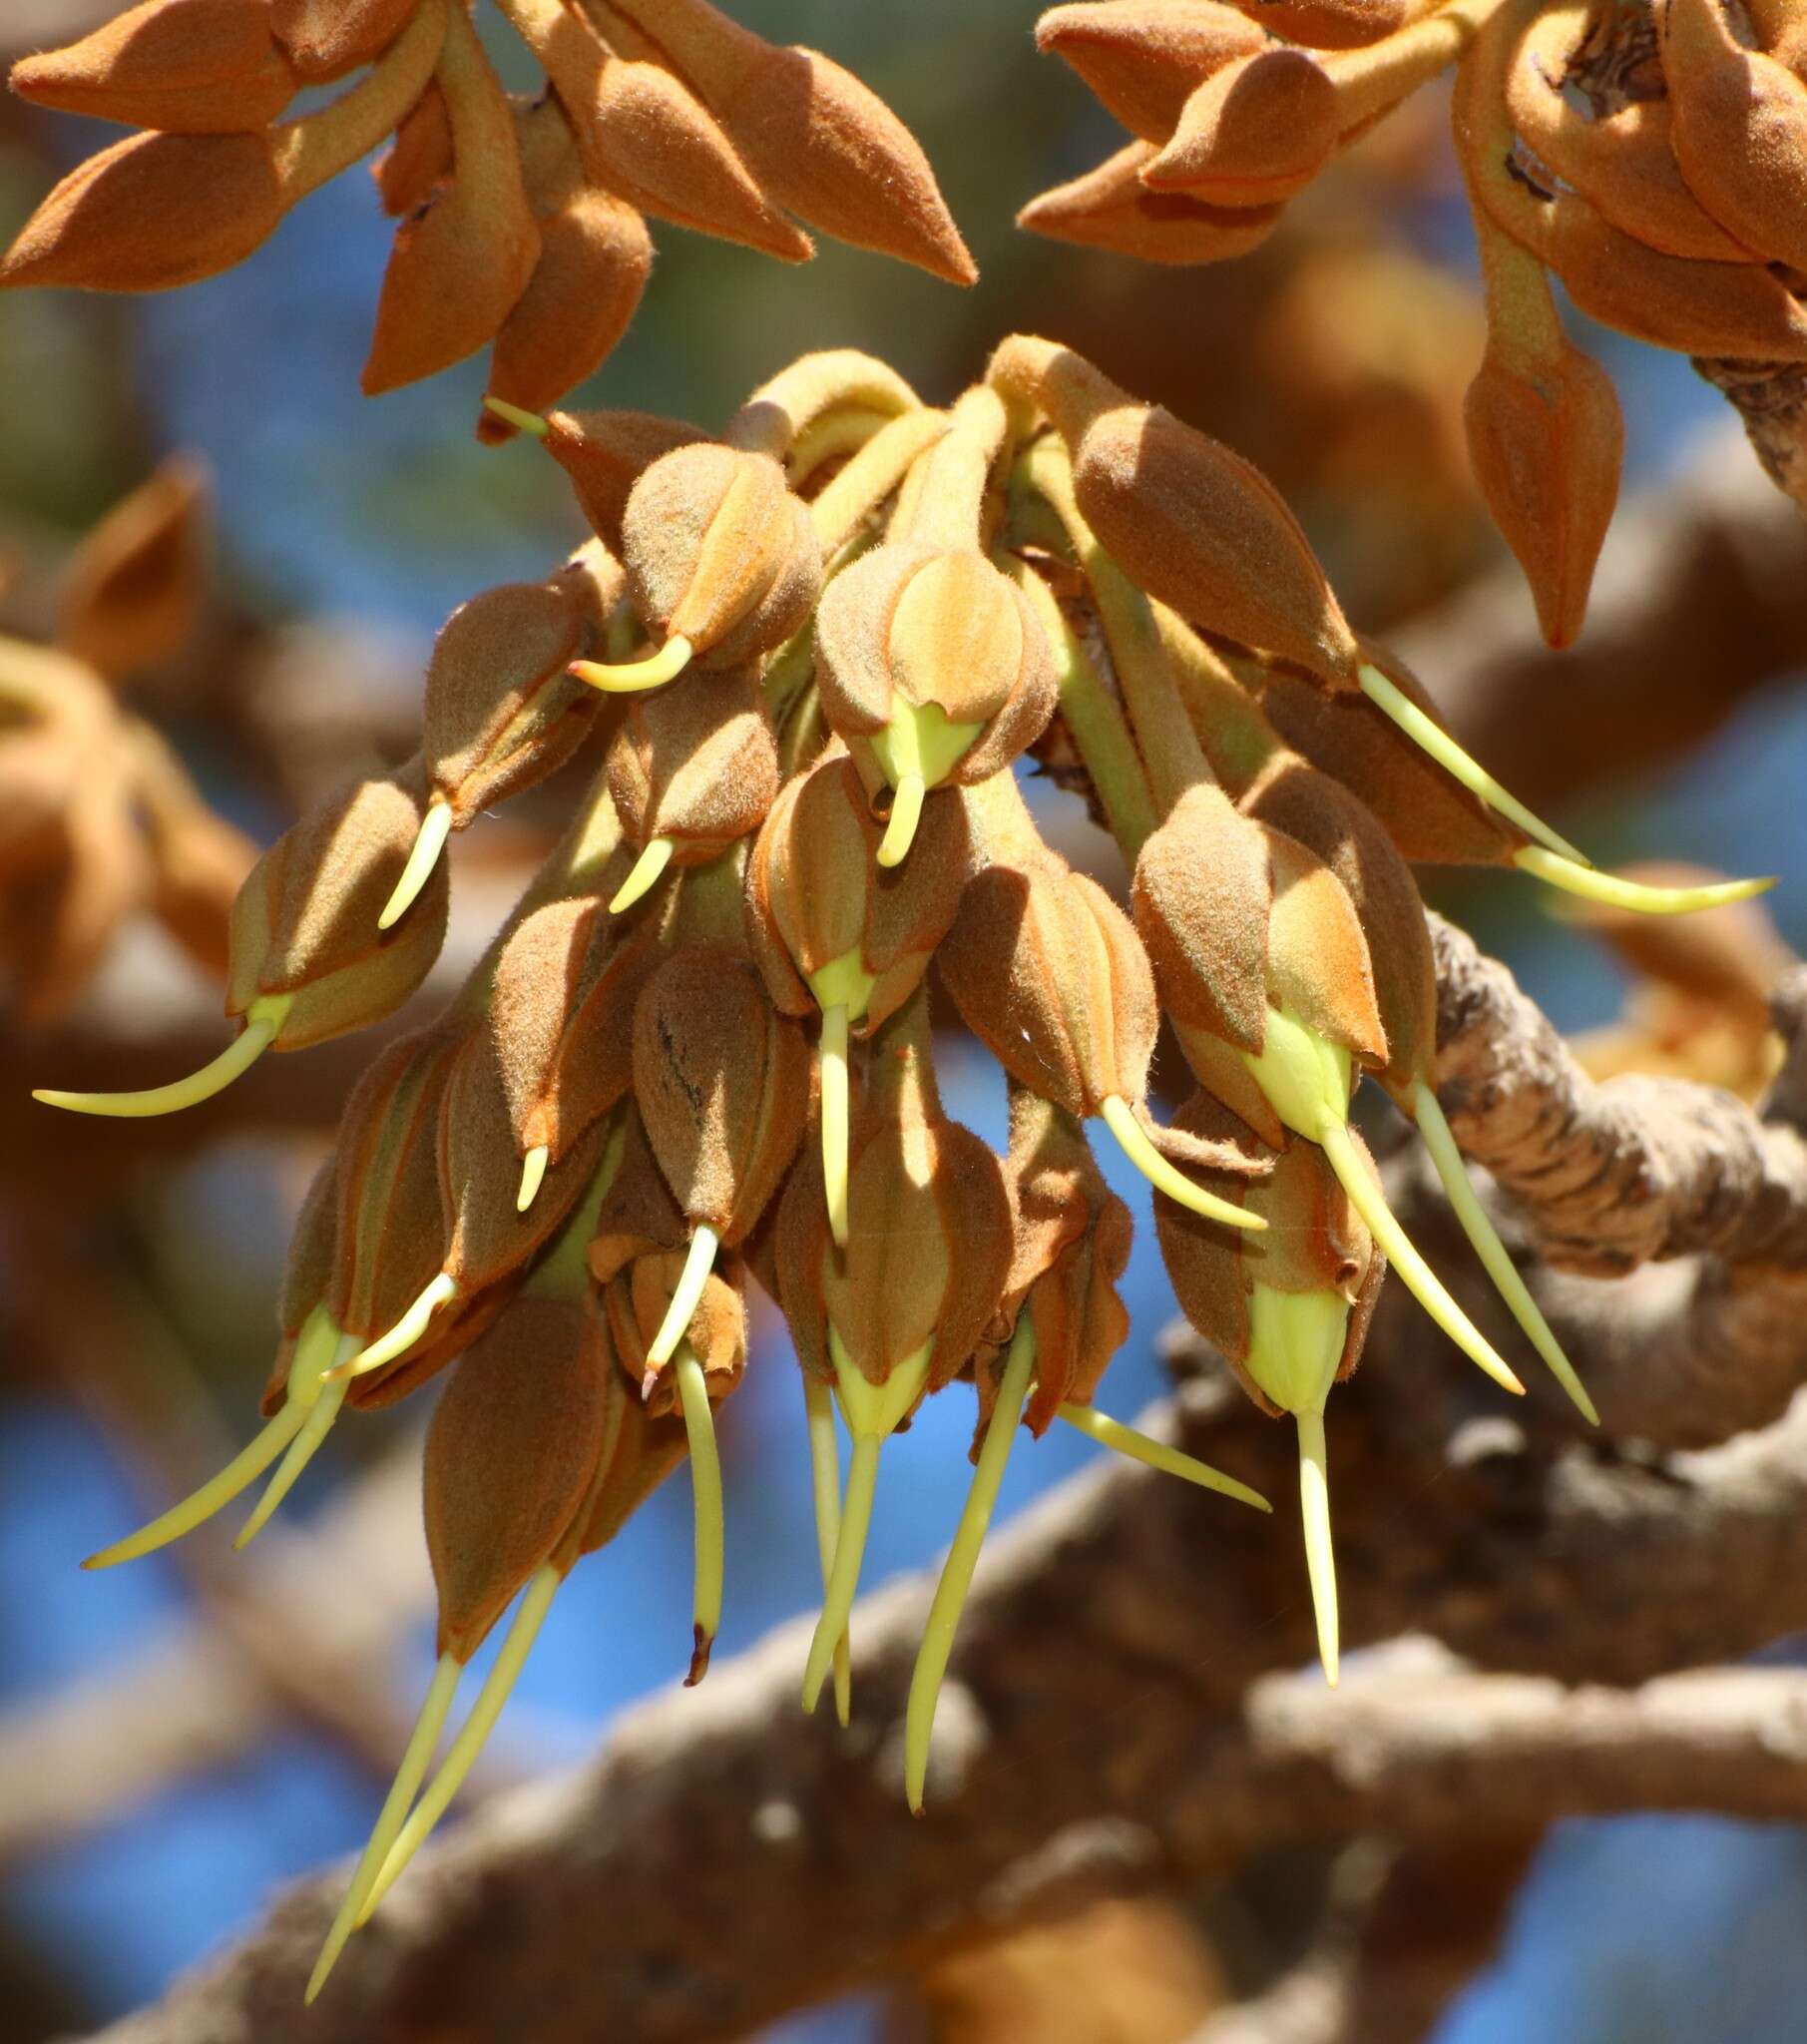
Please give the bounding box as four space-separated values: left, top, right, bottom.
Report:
419 563 614 827
0 130 285 293
776 1017 1012 1394
226 767 449 1049
424 1292 619 1660
361 5 540 395
814 541 1057 827
489 892 665 1182
1035 3 1268 142
604 669 779 879
1664 0 1807 274
744 749 972 1031
1142 46 1341 207
12 0 298 135
620 444 821 668
1017 141 1283 263
986 1087 1132 1438
604 1254 745 1410
537 408 707 553
990 337 1361 688
1232 0 1429 50
271 0 418 81
631 945 809 1243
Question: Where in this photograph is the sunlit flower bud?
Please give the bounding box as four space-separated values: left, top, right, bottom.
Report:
360 4 539 396
612 443 822 681
1142 46 1340 207
1035 3 1268 143
0 129 285 292
939 842 1265 1230
490 891 666 1212
745 749 972 1241
1153 1099 1383 1682
589 0 974 282
272 0 417 81
1017 142 1282 264
525 406 705 553
603 670 778 911
382 556 621 929
1233 0 1431 49
11 0 298 133
371 79 449 216
1663 0 1807 275
988 336 1362 690
815 540 1058 865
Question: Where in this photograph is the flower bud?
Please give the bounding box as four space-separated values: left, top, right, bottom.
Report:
272 0 417 80
0 130 286 293
1665 0 1807 275
618 443 821 672
604 670 779 907
1017 142 1282 264
56 457 210 684
814 540 1057 862
11 0 298 134
1142 47 1340 207
603 1252 746 1412
1035 3 1268 143
1232 0 1427 49
536 408 707 552
424 1292 619 1662
632 945 810 1245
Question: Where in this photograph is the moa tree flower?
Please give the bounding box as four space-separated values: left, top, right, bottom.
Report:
39 344 1773 1998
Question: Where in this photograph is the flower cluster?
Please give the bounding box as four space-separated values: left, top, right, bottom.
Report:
3 0 973 427
0 460 252 1028
35 342 1771 2000
1027 0 1807 645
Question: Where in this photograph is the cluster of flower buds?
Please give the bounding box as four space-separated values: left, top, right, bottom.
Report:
0 460 253 1029
3 0 974 427
37 339 1776 2000
1027 0 1807 645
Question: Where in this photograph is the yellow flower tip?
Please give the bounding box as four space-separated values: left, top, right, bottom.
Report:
516 1144 550 1215
802 1374 854 1727
481 396 550 439
33 1003 286 1119
1413 1084 1598 1426
569 634 694 695
802 1433 883 1717
609 835 675 915
1355 663 1589 868
1099 1095 1266 1232
327 1273 458 1381
875 770 926 868
819 1003 851 1250
1516 847 1779 918
685 1622 714 1689
377 797 454 931
1320 1121 1526 1399
1055 1401 1271 1512
647 1227 719 1372
1297 1409 1339 1689
232 1368 351 1549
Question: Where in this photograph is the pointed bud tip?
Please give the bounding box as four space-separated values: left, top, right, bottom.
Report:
684 1624 714 1687
483 397 550 439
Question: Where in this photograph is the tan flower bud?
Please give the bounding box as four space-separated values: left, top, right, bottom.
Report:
373 81 451 217
424 1292 619 1660
604 670 779 896
226 766 449 1049
1664 0 1807 274
588 1107 689 1284
620 444 821 669
1035 3 1268 142
537 408 707 553
631 945 810 1244
360 5 539 395
586 0 974 282
991 337 1362 688
815 541 1057 852
1017 141 1283 264
604 1254 745 1411
490 892 664 1187
56 458 210 684
271 0 418 81
744 748 972 1032
0 130 285 293
1142 47 1340 207
11 0 297 135
986 1088 1132 1438
1233 0 1432 49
